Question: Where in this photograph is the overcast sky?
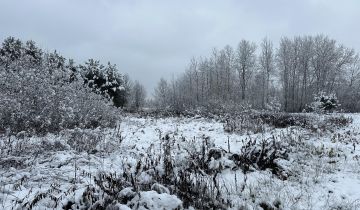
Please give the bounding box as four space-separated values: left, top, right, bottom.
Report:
0 0 359 94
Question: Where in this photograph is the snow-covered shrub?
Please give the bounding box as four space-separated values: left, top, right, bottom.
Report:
204 99 253 116
162 134 175 184
305 115 353 134
60 165 183 209
80 59 128 108
64 134 229 210
223 112 315 134
66 184 183 210
128 190 183 210
66 128 103 152
264 97 282 112
0 37 118 135
223 114 265 134
307 91 340 113
171 137 231 209
0 66 117 135
174 170 225 209
231 138 289 180
0 156 28 169
256 112 312 128
324 115 352 127
94 172 133 198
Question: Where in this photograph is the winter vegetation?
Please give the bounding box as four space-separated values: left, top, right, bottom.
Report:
1 35 360 210
153 35 360 113
0 37 148 135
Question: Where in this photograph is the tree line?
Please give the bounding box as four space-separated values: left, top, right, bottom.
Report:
153 35 360 112
1 34 359 134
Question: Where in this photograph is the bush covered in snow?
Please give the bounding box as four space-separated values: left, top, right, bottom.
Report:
307 91 340 113
231 138 289 180
0 37 120 135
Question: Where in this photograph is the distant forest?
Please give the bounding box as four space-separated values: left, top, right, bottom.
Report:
153 35 360 113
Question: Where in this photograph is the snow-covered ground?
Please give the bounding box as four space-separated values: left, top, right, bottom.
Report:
1 113 360 209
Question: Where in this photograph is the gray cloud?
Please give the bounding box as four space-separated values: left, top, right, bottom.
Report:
1 0 359 94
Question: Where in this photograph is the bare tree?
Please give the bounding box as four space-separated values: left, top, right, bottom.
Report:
235 40 256 101
154 78 170 110
298 36 313 110
259 37 274 108
130 81 146 111
277 37 292 111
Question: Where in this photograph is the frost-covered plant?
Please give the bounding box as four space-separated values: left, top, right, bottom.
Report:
324 115 352 127
223 114 265 134
231 138 289 180
0 66 117 135
308 91 340 113
256 112 311 128
0 37 118 135
66 128 103 152
264 97 282 112
80 59 128 108
58 134 228 210
162 134 174 184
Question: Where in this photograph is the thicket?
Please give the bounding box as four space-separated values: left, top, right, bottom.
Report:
0 37 125 135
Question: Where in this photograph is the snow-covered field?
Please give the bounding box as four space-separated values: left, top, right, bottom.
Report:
1 113 360 209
